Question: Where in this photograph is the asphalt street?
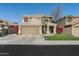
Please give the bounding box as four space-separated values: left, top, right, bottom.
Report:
0 45 79 56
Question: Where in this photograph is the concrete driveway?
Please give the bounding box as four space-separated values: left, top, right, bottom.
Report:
1 34 79 45
8 35 45 44
0 34 45 44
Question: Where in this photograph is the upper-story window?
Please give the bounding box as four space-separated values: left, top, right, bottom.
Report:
0 21 3 23
41 17 49 23
43 18 48 22
24 17 28 22
44 18 48 22
67 17 72 22
37 17 39 20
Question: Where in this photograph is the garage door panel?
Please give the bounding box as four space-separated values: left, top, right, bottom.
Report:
22 26 39 35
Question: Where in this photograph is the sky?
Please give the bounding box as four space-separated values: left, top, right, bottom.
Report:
0 3 79 24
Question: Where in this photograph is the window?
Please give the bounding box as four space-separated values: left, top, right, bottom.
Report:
67 17 72 22
0 20 4 23
44 18 48 22
42 18 48 22
24 17 28 22
37 17 39 20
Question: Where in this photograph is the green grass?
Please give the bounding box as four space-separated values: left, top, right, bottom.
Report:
44 34 79 40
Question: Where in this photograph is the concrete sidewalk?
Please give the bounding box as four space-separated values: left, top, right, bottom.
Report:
31 40 79 45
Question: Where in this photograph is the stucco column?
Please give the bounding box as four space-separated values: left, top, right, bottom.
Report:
53 26 56 34
39 26 42 34
18 26 21 35
47 25 50 34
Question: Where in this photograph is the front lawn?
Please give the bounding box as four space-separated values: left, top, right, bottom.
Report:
44 34 79 40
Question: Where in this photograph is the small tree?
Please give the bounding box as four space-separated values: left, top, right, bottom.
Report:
51 6 62 23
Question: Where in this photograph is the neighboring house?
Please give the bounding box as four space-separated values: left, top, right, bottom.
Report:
8 22 18 34
0 20 8 29
21 14 56 35
57 15 79 37
0 19 18 34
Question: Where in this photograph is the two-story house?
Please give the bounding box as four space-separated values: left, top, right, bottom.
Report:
21 14 56 35
57 15 79 37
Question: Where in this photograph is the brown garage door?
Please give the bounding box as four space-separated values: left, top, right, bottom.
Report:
21 26 39 35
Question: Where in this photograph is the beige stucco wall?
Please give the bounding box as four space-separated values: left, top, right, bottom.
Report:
18 25 21 35
72 17 79 25
22 15 52 26
22 16 41 25
72 23 79 37
65 17 79 25
64 26 72 35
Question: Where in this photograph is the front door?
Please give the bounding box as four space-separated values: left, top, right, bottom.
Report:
42 25 47 34
49 26 54 33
